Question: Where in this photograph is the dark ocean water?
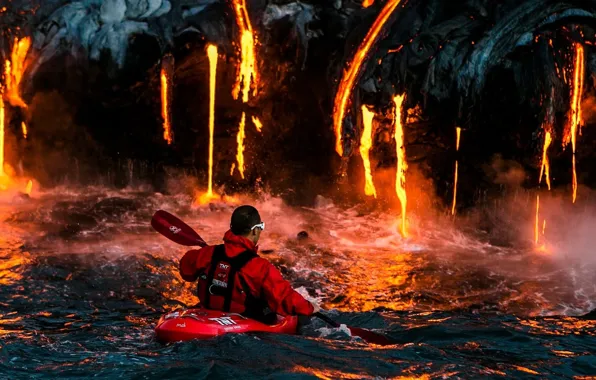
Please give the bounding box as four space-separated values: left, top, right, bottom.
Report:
0 187 595 379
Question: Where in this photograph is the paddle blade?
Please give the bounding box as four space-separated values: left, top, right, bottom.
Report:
348 327 394 346
151 210 207 247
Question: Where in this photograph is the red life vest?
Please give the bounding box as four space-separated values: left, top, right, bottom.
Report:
197 245 271 321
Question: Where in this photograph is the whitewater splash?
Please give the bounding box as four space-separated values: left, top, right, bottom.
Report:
2 184 594 317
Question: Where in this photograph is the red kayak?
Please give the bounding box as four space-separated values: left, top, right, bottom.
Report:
155 308 299 343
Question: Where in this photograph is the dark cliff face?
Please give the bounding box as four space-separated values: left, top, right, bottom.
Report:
2 0 596 206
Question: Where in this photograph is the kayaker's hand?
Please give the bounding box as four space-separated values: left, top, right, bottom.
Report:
310 302 321 314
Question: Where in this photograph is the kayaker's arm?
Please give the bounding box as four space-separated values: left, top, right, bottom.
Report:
179 248 210 282
254 259 315 316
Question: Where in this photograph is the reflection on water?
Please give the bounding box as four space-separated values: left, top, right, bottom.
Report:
0 186 594 378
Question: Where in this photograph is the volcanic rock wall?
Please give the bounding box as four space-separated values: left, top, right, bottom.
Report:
2 0 596 206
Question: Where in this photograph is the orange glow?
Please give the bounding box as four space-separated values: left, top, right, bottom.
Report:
231 1 258 102
563 43 584 203
206 45 218 197
0 94 4 177
21 122 27 139
333 0 404 156
362 0 375 7
24 180 32 195
235 112 246 179
5 37 31 109
160 67 172 145
451 127 461 215
539 130 552 190
360 105 377 198
451 162 459 216
251 116 262 132
393 94 407 237
535 195 540 245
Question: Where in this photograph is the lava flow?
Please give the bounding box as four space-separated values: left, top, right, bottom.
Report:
231 0 258 101
360 105 377 198
0 94 4 177
21 122 27 139
362 0 375 7
252 116 262 133
393 94 407 237
236 113 246 179
539 129 552 190
451 127 462 215
5 37 31 109
203 44 218 201
333 0 403 156
160 59 173 145
231 0 259 178
563 43 584 203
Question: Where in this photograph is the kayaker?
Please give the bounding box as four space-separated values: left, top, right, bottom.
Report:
179 205 319 324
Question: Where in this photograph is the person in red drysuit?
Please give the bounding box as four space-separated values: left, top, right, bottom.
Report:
179 205 319 324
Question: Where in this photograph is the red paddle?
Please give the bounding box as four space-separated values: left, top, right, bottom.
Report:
151 210 207 247
150 210 394 346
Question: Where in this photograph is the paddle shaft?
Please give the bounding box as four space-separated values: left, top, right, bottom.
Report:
314 312 340 328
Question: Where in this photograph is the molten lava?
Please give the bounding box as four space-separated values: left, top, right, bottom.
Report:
362 0 375 7
393 94 407 237
21 122 27 139
0 94 4 177
230 0 260 178
539 129 552 190
535 195 540 245
206 44 218 197
24 180 32 195
235 113 246 179
252 116 262 132
5 37 31 109
451 127 461 215
231 1 258 101
563 43 584 203
360 105 377 198
160 67 172 145
333 0 403 156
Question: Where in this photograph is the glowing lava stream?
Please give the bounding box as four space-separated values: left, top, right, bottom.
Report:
0 94 4 177
5 37 31 109
539 129 552 190
362 0 375 7
535 195 540 245
333 0 403 156
393 94 407 237
231 0 260 177
21 122 27 139
360 105 377 198
206 45 218 197
231 0 258 101
160 66 173 145
236 113 246 179
451 127 462 215
25 179 32 195
252 116 262 132
564 43 584 203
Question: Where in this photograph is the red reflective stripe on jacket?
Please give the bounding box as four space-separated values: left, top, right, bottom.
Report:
179 230 314 316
